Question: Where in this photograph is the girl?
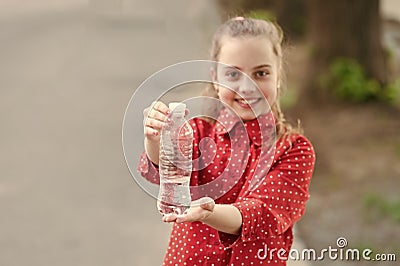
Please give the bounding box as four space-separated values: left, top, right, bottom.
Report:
138 17 315 265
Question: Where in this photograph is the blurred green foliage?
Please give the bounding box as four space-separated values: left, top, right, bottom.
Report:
321 58 400 104
246 9 276 22
364 194 400 223
217 0 306 39
280 87 298 110
326 58 379 102
384 78 400 104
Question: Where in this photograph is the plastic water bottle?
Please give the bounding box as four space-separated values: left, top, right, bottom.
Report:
157 102 193 215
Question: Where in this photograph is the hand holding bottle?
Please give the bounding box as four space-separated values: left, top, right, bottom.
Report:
143 101 170 142
143 101 170 165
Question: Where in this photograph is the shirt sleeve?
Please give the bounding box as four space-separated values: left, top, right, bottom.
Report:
137 150 160 184
232 135 315 244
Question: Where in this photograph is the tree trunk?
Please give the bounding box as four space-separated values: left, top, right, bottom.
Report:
305 0 387 101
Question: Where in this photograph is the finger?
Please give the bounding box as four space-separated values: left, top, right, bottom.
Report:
191 197 215 211
200 201 215 212
175 212 193 223
151 101 170 115
162 213 177 223
143 107 150 117
144 127 160 138
175 216 188 223
144 117 165 130
144 106 168 124
149 108 169 123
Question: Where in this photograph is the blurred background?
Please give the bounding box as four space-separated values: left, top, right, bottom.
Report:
0 0 399 265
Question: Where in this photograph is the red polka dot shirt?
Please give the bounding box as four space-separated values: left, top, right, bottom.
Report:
138 109 316 265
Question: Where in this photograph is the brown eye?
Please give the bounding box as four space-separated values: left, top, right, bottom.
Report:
255 71 268 77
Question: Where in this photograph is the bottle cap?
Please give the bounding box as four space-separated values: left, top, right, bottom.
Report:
169 102 186 113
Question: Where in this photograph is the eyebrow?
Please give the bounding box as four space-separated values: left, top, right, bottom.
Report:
253 64 272 70
223 64 272 71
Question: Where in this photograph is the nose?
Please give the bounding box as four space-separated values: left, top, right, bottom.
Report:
237 76 257 96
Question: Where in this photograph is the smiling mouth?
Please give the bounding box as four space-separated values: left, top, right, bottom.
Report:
235 98 261 107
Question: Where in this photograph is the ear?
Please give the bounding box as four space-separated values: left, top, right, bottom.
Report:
276 71 281 90
210 67 217 83
210 67 219 93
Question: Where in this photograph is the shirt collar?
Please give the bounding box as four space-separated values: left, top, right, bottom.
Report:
215 108 275 146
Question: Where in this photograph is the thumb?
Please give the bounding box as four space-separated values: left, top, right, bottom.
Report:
192 197 214 212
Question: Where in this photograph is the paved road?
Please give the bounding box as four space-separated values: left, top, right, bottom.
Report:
0 1 218 265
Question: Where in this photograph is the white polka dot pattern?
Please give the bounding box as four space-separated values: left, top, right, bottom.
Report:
138 109 315 265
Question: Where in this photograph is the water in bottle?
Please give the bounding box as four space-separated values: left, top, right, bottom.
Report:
157 102 193 215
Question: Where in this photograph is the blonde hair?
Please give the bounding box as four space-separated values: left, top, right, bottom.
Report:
203 17 302 142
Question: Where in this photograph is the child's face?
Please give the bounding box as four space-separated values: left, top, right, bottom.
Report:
213 36 280 121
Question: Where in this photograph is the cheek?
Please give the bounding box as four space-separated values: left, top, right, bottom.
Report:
269 85 278 101
259 81 278 103
218 87 235 101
